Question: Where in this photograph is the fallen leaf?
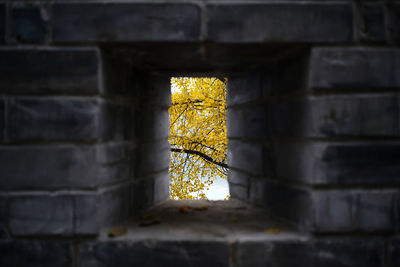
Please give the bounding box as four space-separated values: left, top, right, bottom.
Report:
192 206 208 211
263 228 284 234
141 214 152 220
231 217 238 222
179 205 190 213
139 218 161 227
108 227 127 237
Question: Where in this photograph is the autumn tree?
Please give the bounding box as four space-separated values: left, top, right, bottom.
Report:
169 77 228 199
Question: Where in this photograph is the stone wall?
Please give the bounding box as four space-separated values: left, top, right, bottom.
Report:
0 0 399 266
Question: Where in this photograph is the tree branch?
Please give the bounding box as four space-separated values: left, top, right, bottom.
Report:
171 147 229 169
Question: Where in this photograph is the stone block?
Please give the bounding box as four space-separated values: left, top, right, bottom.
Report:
139 73 171 108
7 98 100 142
227 105 265 139
357 2 385 42
0 4 4 44
275 52 309 95
389 238 400 267
236 240 311 267
133 178 154 213
0 48 100 94
226 72 261 107
0 195 8 238
11 6 46 44
99 184 135 226
53 3 200 43
79 240 229 267
314 143 400 185
0 143 135 190
309 47 400 90
267 95 399 138
272 142 400 185
249 179 313 228
207 3 353 43
227 140 263 176
154 171 170 203
9 195 74 235
229 183 248 201
314 238 384 267
312 190 397 232
394 3 400 43
100 102 135 142
136 107 169 141
75 194 100 235
0 240 71 267
137 140 170 178
0 98 3 142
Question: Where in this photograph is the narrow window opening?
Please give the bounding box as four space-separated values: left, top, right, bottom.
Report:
169 77 229 200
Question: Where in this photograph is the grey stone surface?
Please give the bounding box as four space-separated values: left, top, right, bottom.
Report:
53 3 200 43
9 195 74 235
357 2 385 42
227 105 265 139
207 3 353 43
0 98 3 142
79 240 229 267
395 3 400 43
271 142 400 185
249 179 313 228
227 72 261 106
0 195 8 238
153 171 170 203
11 6 46 44
0 4 4 44
314 143 400 185
100 102 135 142
136 107 169 141
133 178 154 213
237 240 311 267
75 194 100 235
266 95 399 138
138 73 171 108
313 190 397 232
0 143 134 190
0 48 100 94
313 238 384 267
99 184 135 226
227 140 263 176
237 238 383 267
137 140 170 178
7 98 100 142
389 238 400 267
309 47 400 89
0 240 71 267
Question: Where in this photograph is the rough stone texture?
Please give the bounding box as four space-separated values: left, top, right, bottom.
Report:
313 190 397 232
314 143 400 185
0 98 3 142
79 240 229 267
136 107 169 141
228 140 263 176
53 3 201 43
0 240 71 267
11 6 46 44
313 238 384 267
309 47 400 89
389 238 400 267
153 171 170 203
395 3 400 44
136 140 170 178
237 238 383 267
265 95 399 138
9 195 74 235
357 2 385 42
0 4 4 44
0 48 100 94
227 105 265 139
227 72 262 106
207 3 353 43
0 143 134 190
7 98 101 142
270 142 400 185
249 179 313 228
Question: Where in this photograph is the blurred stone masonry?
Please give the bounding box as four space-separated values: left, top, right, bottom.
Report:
0 0 399 266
